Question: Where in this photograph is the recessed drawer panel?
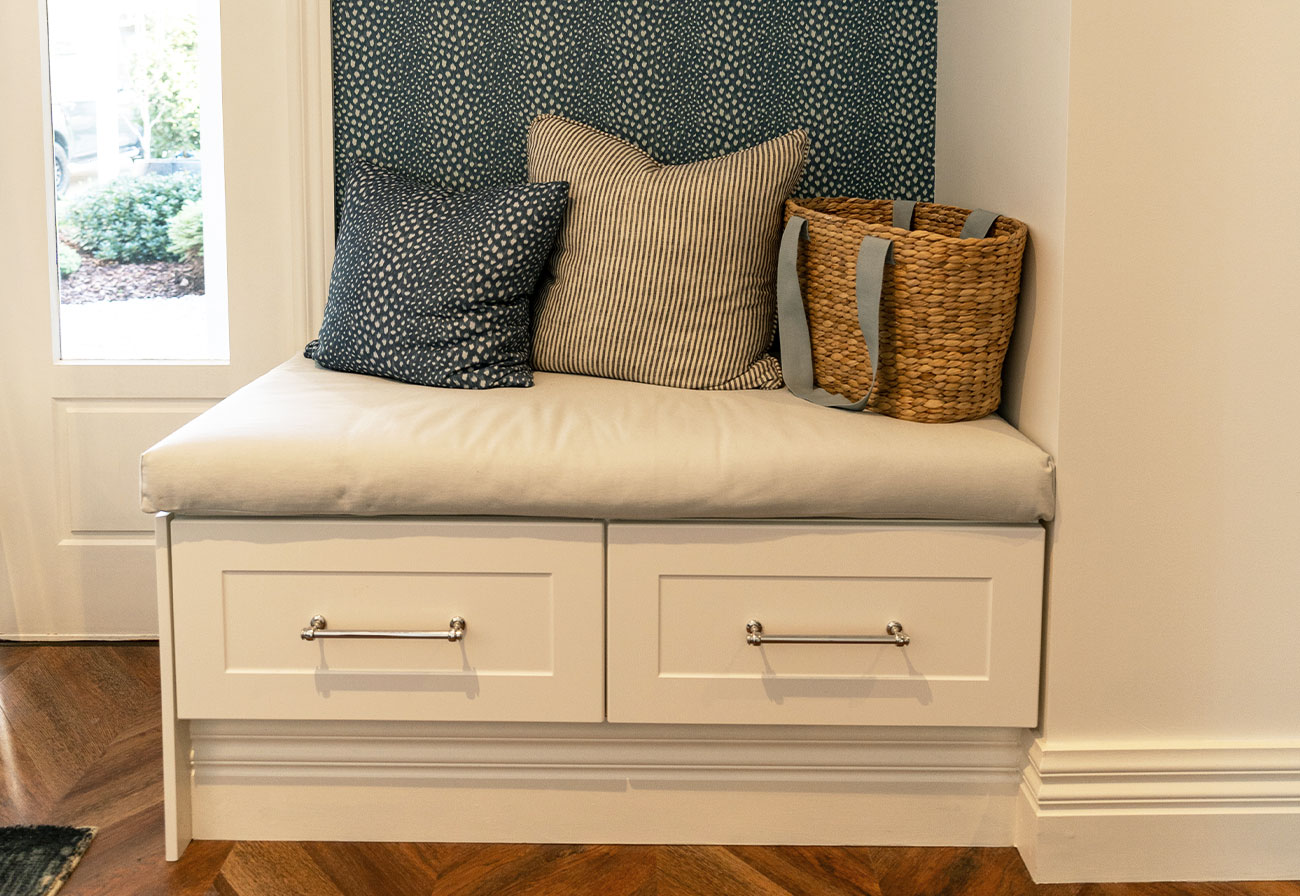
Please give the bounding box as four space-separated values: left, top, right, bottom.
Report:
607 523 1044 726
171 518 604 722
220 571 555 675
657 574 991 679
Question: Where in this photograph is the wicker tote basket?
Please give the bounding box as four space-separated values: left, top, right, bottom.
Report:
776 198 1028 423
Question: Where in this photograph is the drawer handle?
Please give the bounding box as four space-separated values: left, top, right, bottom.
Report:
300 615 466 642
745 619 909 647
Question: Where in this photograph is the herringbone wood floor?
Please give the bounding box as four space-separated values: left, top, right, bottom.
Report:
1 643 1296 896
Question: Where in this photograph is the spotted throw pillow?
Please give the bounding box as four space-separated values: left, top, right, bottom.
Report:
528 115 807 390
306 161 568 389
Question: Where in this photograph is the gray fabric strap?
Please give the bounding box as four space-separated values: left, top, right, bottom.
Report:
892 198 916 230
776 215 892 412
854 234 891 398
960 207 1000 238
775 217 826 401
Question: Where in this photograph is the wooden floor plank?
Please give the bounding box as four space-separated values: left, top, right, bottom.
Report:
0 642 39 680
54 718 166 829
70 644 160 720
658 845 805 896
491 844 657 896
106 642 164 693
865 845 1082 896
216 842 348 896
299 841 445 896
1077 884 1300 896
0 717 51 825
427 843 633 896
0 645 156 811
726 844 883 896
59 802 224 896
0 657 108 810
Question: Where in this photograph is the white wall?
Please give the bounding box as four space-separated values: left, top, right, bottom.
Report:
935 0 1069 456
939 0 1300 880
941 0 1300 745
1049 0 1300 742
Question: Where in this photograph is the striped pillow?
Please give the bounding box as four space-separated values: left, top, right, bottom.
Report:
527 116 807 390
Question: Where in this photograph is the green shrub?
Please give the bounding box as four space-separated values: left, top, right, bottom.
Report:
64 173 200 263
167 199 204 260
57 243 81 278
128 13 201 158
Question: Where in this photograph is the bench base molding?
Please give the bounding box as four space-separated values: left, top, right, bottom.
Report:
183 719 1024 846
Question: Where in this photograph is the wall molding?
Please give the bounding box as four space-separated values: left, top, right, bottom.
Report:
288 0 335 340
1016 736 1300 882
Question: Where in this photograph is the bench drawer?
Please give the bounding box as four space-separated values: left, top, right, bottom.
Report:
170 518 605 722
606 522 1044 726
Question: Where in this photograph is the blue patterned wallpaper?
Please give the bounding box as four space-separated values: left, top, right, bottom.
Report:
331 0 936 206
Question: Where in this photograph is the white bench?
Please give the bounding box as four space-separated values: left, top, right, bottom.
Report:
143 356 1055 857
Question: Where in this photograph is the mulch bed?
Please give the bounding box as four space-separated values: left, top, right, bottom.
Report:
59 249 203 304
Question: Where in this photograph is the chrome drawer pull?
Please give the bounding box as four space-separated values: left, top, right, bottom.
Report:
300 615 466 642
745 619 909 647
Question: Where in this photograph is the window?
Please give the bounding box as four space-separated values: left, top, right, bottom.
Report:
47 0 227 361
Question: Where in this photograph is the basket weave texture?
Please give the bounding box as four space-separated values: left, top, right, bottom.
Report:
786 198 1027 423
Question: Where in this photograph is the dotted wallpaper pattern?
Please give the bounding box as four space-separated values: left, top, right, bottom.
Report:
330 0 937 210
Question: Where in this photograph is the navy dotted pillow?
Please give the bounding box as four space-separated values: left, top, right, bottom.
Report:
306 161 568 388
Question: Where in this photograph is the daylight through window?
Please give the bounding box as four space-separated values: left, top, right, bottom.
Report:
47 0 227 361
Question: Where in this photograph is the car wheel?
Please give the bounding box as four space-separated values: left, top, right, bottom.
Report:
53 142 70 199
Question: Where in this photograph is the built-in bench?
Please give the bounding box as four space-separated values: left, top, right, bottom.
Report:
143 356 1056 858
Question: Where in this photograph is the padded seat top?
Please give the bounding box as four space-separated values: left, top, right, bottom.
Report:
141 356 1055 522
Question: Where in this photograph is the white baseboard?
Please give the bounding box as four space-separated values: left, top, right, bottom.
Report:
186 720 1024 846
0 633 156 641
1015 736 1300 882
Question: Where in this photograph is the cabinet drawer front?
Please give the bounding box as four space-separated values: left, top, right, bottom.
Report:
171 518 604 722
607 523 1044 726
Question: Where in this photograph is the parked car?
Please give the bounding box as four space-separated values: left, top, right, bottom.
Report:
51 101 143 197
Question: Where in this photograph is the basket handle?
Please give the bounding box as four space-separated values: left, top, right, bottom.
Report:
960 207 1000 238
776 215 888 411
894 199 1000 238
893 199 916 229
776 206 1003 412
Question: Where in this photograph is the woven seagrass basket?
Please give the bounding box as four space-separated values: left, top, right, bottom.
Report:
785 198 1027 423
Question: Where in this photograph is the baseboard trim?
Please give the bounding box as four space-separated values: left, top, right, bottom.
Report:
1016 736 1300 882
186 720 1025 845
0 634 157 642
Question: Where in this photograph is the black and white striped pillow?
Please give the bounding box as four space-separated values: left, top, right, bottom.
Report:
527 116 807 390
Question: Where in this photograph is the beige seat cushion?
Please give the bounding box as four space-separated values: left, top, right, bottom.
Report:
527 115 806 390
141 356 1055 522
